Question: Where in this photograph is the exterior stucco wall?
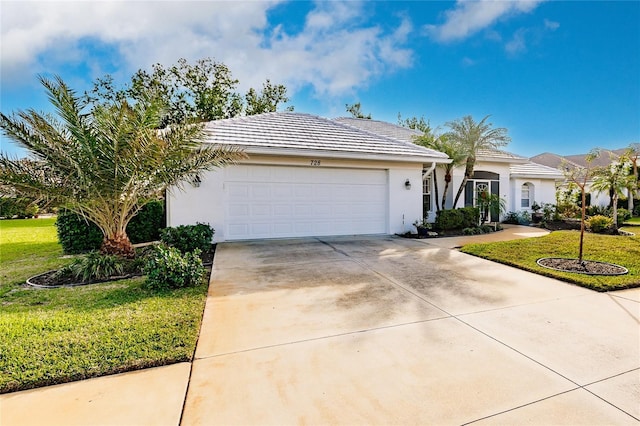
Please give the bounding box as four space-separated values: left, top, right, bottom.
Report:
167 154 424 241
510 178 559 212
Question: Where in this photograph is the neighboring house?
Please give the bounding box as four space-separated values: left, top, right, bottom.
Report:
166 112 449 242
337 118 563 221
531 150 630 208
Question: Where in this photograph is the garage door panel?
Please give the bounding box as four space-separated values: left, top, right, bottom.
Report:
225 165 387 240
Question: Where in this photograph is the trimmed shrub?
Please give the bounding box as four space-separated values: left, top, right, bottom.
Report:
480 224 494 234
617 208 631 224
144 245 205 290
586 215 614 233
459 207 480 228
435 209 463 231
634 203 640 217
127 201 165 243
55 209 103 254
160 223 214 253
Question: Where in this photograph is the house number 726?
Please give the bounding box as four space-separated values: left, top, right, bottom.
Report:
310 160 321 166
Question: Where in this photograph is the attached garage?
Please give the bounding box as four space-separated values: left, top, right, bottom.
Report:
225 165 387 239
167 112 449 242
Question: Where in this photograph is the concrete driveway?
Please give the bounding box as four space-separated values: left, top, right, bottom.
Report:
183 235 640 425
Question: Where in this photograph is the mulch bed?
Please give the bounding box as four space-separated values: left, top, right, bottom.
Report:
537 257 628 276
27 244 217 288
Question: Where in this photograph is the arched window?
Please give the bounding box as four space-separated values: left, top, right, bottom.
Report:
521 183 532 208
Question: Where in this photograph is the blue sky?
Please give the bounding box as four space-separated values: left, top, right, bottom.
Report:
1 0 639 158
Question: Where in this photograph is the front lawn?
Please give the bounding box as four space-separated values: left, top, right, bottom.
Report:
460 230 640 292
624 216 640 225
0 218 208 394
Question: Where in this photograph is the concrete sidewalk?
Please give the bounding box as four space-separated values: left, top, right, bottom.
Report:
2 230 638 425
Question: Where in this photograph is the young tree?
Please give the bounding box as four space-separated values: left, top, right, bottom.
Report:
345 102 371 119
0 76 246 257
563 150 600 262
447 115 511 208
590 155 635 228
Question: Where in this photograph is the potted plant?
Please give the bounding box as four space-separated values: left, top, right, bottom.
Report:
413 218 431 237
531 202 543 223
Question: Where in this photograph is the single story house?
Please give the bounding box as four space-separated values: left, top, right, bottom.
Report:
336 117 564 222
167 112 449 241
531 151 632 208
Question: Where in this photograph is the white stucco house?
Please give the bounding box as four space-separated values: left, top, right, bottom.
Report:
336 117 564 222
167 112 449 241
531 151 631 208
167 113 564 241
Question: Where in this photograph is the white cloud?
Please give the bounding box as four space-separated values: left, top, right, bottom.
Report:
424 0 545 42
505 28 528 54
544 18 560 30
0 1 414 98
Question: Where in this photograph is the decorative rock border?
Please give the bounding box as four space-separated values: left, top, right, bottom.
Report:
26 271 141 289
537 257 628 276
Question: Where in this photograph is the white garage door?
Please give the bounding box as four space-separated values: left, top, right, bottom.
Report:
224 165 388 240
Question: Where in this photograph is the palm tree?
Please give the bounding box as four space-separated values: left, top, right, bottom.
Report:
413 133 465 210
590 156 635 229
447 115 511 208
0 76 245 257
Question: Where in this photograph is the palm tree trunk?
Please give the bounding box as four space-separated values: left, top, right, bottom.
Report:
441 169 452 210
101 232 135 258
453 159 474 208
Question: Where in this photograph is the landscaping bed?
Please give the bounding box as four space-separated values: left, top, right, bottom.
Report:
0 218 209 394
460 230 640 291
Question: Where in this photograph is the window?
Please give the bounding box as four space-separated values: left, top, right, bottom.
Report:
423 175 432 218
521 183 530 208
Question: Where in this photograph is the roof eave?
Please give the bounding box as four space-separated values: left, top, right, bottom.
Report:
477 156 528 164
236 146 451 164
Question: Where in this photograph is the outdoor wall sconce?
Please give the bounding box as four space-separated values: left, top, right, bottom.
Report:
191 175 202 188
404 179 411 190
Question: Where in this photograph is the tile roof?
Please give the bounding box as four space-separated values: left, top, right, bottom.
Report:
529 152 576 169
510 162 565 179
335 118 529 164
333 117 424 144
477 148 527 162
203 112 449 161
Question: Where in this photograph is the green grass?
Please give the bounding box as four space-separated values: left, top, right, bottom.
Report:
0 218 208 394
460 230 640 292
0 218 72 296
623 216 640 225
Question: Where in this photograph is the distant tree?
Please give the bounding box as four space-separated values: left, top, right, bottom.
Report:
447 115 511 208
622 143 639 212
397 113 432 134
563 150 600 262
345 102 371 119
89 58 291 127
591 154 635 228
245 79 293 115
0 76 245 257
